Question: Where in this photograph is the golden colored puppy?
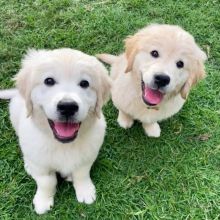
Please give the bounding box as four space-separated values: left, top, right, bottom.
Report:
98 24 207 137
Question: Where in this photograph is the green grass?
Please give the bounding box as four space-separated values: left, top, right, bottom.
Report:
0 0 220 219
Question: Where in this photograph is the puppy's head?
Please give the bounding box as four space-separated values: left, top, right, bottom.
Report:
15 48 111 143
125 24 207 106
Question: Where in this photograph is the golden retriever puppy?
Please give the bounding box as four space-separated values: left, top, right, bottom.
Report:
98 24 207 137
0 49 111 214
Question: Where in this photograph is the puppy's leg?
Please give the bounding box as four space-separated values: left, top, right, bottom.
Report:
73 164 96 204
143 122 161 137
117 110 134 129
32 173 57 214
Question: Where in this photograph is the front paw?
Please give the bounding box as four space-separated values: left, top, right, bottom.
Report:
143 122 161 137
117 112 134 129
74 180 96 204
33 193 54 215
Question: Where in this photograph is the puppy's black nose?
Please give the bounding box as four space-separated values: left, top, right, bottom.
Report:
57 101 79 117
154 74 170 88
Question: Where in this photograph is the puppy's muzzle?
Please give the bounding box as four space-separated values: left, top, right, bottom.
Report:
57 99 79 117
154 73 170 88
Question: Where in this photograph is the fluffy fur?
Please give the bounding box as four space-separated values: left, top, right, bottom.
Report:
97 24 207 137
0 48 111 214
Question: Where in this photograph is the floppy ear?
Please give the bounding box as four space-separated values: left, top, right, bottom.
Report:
13 49 38 117
14 49 44 117
95 67 112 118
124 35 140 73
180 51 207 99
14 62 33 117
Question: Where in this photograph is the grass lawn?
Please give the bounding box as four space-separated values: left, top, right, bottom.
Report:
0 0 220 219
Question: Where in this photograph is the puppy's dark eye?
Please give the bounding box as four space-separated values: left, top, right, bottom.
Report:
176 60 184 68
44 77 56 86
151 50 159 58
79 80 89 88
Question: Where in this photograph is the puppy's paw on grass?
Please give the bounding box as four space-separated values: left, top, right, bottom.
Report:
143 122 161 137
75 180 96 204
117 111 134 129
33 193 54 215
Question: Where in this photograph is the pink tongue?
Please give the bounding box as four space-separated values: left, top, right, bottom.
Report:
53 122 79 138
144 87 163 105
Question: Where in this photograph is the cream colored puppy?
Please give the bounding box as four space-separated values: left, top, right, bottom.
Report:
98 24 207 137
0 48 111 214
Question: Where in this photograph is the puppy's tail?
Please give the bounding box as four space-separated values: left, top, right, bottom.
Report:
96 53 117 65
0 89 18 100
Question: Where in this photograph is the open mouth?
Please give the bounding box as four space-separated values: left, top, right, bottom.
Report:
141 80 164 106
48 119 81 143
